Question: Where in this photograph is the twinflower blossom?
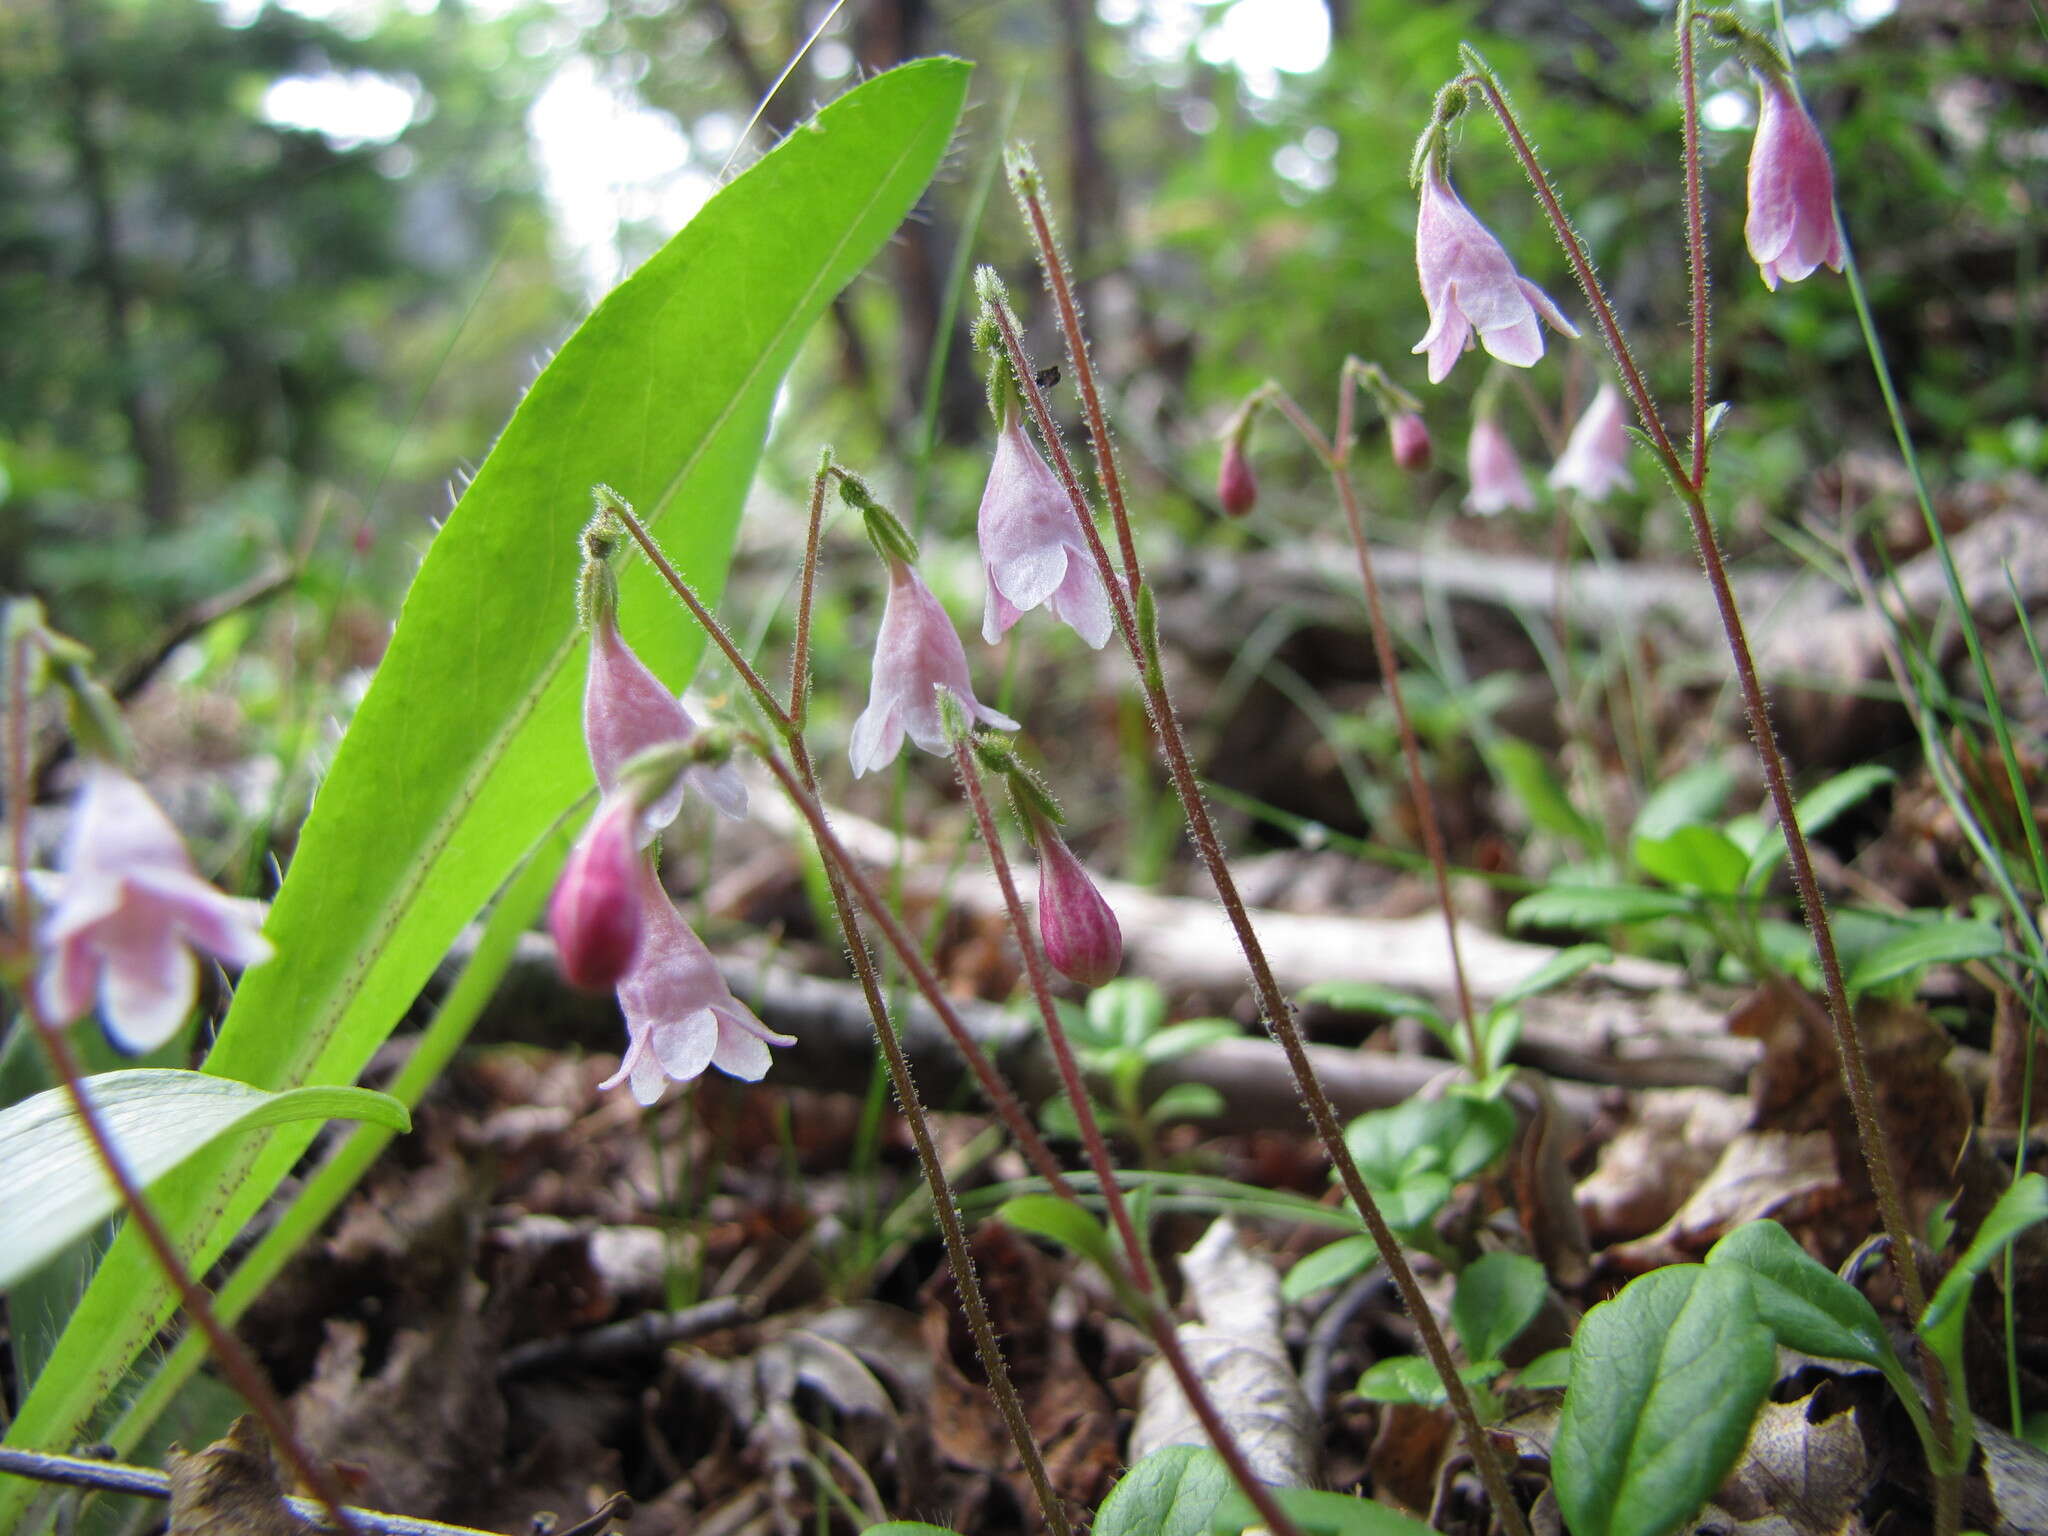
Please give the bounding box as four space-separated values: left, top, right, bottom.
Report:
1547 383 1635 501
1413 167 1577 383
1032 818 1122 988
36 764 272 1052
850 560 1019 777
1745 77 1844 290
978 409 1113 649
1464 418 1535 515
549 792 646 993
584 608 746 827
600 862 793 1104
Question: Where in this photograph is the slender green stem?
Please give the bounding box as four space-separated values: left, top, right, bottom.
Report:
996 176 1532 1536
1259 385 1483 1069
4 634 361 1536
950 741 1309 1536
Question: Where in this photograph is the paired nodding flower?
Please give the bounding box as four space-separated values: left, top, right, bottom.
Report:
978 407 1113 649
37 763 273 1053
850 558 1019 778
1548 382 1635 502
1464 417 1535 515
1413 163 1577 384
1745 75 1844 291
584 604 746 828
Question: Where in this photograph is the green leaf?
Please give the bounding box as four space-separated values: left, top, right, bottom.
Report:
1632 763 1735 843
1095 1445 1233 1536
0 59 971 1497
1507 885 1695 932
1705 1219 1891 1368
863 1525 964 1536
1796 765 1896 836
1633 825 1751 897
998 1194 1120 1274
1143 1083 1226 1125
1490 943 1611 1014
1354 1355 1501 1407
1844 916 2004 993
1298 980 1444 1027
1452 1252 1548 1364
1920 1173 2048 1346
0 1071 407 1290
1487 735 1601 850
1139 1020 1243 1065
1281 1234 1380 1304
1089 978 1170 1051
1552 1265 1775 1536
1515 1348 1571 1390
1210 1487 1436 1536
1343 1097 1514 1232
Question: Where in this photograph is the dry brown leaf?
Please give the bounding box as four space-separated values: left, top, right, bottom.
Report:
1606 1130 1840 1271
1577 1088 1752 1244
1128 1218 1318 1487
166 1416 320 1536
1710 1393 1871 1536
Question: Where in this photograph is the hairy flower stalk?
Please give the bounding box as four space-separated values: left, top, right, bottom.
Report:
1465 415 1535 515
36 763 274 1052
993 163 1533 1536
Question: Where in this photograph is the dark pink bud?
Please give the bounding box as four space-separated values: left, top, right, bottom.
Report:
549 794 645 992
1034 823 1122 988
1388 412 1432 472
1217 438 1258 517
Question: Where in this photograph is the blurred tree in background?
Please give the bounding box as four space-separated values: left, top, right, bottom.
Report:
2 0 2042 660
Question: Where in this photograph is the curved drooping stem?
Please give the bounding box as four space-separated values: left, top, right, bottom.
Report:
949 738 1308 1536
992 169 1532 1536
1461 50 1957 1520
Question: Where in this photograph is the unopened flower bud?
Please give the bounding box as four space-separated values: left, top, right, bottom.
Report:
1218 438 1258 517
549 793 645 992
1388 412 1432 472
1032 815 1122 988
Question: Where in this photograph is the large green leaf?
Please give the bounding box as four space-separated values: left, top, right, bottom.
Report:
0 58 971 1510
0 1071 406 1290
1552 1265 1774 1536
1705 1219 1892 1369
1095 1445 1233 1536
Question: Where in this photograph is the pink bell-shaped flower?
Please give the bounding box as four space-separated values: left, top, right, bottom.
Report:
584 608 747 828
1547 383 1635 502
549 792 646 993
1745 77 1844 290
1217 438 1258 517
36 764 273 1052
599 861 794 1105
1413 166 1577 384
1388 412 1433 472
1464 417 1535 515
978 410 1113 649
1031 815 1122 989
850 560 1020 778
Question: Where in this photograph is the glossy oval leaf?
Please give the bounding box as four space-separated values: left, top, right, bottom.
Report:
1844 916 2004 994
1552 1264 1774 1536
1920 1172 2048 1347
1632 763 1735 843
1633 825 1751 897
1452 1251 1549 1364
0 58 972 1499
1490 943 1611 1015
1095 1445 1233 1536
1281 1234 1380 1304
1705 1219 1891 1368
0 1070 406 1290
1299 980 1444 1027
998 1194 1119 1274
